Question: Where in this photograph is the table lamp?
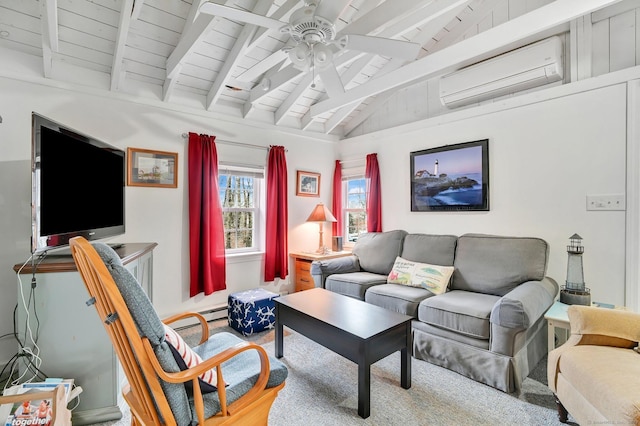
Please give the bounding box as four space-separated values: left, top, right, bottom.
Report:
306 202 337 254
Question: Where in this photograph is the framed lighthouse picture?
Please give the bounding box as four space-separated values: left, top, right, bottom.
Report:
410 139 489 212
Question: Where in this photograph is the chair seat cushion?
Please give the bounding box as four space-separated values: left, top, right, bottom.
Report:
325 272 387 300
193 332 288 419
418 290 499 339
558 345 640 424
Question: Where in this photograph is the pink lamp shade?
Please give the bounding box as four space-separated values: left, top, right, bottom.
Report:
306 203 337 223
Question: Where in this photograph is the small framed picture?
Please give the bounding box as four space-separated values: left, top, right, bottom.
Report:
127 148 178 188
296 170 320 197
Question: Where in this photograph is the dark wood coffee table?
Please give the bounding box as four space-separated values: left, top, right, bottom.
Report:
274 288 412 418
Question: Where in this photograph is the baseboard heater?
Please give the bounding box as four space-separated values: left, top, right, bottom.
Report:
172 304 228 330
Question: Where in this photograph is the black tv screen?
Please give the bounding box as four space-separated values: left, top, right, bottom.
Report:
32 113 125 253
410 139 489 212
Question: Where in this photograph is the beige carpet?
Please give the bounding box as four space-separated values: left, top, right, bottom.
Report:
95 319 576 425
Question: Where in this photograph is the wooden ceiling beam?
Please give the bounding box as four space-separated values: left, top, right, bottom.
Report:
206 1 275 109
40 0 58 78
110 0 134 91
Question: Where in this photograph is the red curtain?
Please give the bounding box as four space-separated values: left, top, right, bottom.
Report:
188 132 226 296
265 146 288 281
332 160 342 237
365 153 382 232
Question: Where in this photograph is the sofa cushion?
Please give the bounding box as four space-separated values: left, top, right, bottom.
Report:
418 290 500 339
401 233 457 266
558 345 640 424
451 234 548 296
352 230 407 275
325 272 387 300
365 284 435 317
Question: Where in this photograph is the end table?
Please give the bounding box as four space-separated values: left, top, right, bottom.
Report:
289 251 352 292
544 301 570 352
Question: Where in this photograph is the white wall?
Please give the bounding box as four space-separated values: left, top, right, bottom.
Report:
0 77 338 365
340 83 628 307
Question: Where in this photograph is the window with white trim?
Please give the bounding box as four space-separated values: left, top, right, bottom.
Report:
218 164 264 253
343 176 367 244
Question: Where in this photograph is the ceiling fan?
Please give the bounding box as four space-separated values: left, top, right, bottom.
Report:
199 1 421 96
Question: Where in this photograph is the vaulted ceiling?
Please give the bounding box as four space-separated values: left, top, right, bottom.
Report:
0 0 623 139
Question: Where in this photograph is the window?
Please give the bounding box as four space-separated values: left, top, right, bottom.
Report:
218 165 263 253
343 177 367 243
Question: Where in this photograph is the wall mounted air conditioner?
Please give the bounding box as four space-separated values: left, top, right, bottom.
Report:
439 36 563 108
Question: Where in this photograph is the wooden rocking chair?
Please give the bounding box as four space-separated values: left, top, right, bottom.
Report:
68 236 287 425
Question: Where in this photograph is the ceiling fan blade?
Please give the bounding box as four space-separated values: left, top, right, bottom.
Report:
199 3 286 30
314 0 351 23
342 34 421 61
318 66 345 98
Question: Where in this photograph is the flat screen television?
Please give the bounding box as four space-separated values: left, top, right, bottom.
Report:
31 113 126 253
410 139 489 212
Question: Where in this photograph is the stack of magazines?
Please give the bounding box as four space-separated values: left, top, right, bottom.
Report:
0 379 75 426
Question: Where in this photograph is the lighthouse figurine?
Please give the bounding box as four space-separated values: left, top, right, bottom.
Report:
559 234 591 305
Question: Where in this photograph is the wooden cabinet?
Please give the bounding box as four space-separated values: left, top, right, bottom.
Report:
14 243 156 425
289 251 352 292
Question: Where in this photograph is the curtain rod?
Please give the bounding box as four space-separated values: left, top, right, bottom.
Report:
182 133 268 151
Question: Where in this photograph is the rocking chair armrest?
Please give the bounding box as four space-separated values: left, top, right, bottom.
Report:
162 312 209 344
142 338 271 423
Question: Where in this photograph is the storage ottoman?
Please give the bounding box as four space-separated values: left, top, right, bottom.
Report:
228 288 279 336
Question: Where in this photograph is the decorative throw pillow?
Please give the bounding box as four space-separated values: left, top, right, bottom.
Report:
163 324 221 393
411 263 454 295
387 257 415 285
388 256 454 295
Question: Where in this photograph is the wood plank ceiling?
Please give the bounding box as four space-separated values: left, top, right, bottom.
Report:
0 0 624 138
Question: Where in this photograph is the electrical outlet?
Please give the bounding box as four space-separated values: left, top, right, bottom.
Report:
586 194 625 211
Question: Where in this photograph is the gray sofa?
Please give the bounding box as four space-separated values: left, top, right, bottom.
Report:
310 230 559 393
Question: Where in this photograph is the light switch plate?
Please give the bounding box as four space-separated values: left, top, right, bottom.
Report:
586 194 625 211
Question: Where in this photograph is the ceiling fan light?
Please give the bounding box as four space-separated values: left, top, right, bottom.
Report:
313 44 333 70
289 44 311 70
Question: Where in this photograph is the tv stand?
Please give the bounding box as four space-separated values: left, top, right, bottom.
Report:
14 242 157 425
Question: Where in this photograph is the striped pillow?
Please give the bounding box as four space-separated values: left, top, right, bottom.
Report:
163 324 219 393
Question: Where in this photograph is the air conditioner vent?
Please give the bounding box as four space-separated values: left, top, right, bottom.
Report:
439 36 563 108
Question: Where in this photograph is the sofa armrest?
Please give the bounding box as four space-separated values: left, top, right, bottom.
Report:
490 277 558 329
310 255 360 288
